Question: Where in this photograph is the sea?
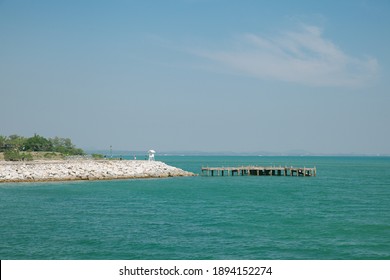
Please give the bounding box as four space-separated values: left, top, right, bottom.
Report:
1 156 389 260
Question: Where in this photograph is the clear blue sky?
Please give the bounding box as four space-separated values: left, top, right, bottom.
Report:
1 0 390 154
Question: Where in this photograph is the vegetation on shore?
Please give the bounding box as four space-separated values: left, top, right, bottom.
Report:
0 134 85 161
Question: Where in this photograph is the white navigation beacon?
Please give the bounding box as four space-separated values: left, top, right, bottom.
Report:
148 150 156 161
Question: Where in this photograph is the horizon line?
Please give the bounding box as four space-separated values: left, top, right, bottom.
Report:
84 149 390 157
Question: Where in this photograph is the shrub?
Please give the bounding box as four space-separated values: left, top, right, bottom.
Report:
4 150 22 161
92 153 104 159
4 150 34 161
21 152 33 161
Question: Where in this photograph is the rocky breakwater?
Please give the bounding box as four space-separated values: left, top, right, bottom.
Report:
0 160 195 183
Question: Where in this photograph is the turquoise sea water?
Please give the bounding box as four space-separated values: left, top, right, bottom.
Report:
1 156 389 260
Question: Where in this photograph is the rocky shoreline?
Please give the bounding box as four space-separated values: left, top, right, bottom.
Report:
0 160 195 183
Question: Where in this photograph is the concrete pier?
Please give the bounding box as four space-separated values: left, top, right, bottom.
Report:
201 166 316 177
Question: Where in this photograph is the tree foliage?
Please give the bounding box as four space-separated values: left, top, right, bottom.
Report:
49 136 83 155
0 134 85 160
25 134 53 152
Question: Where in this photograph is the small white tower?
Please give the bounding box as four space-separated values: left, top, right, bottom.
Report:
148 150 156 161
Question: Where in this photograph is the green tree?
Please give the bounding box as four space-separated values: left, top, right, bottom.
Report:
8 135 27 151
49 137 84 155
70 148 85 155
1 134 85 157
0 135 7 152
25 134 53 152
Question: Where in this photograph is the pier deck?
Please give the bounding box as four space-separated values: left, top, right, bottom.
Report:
201 166 316 177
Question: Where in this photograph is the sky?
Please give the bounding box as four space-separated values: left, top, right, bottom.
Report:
1 0 390 155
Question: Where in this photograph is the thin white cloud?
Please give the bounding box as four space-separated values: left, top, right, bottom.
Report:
197 25 378 87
